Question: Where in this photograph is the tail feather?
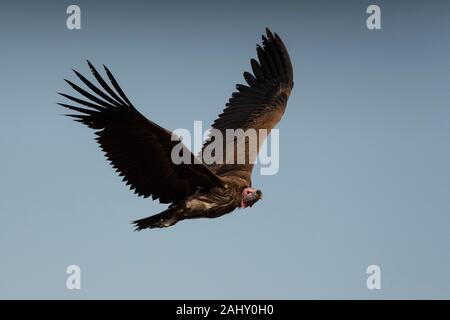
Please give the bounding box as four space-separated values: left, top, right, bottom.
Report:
132 207 180 231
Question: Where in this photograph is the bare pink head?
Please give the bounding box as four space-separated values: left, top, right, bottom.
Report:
241 187 263 208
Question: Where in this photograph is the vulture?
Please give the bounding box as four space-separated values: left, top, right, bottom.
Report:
59 28 294 230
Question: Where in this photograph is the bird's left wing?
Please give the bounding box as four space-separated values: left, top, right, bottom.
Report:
59 61 222 204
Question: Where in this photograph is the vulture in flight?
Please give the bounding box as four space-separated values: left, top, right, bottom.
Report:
59 28 293 230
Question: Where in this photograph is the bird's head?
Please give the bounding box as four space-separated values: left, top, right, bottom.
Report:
241 187 263 208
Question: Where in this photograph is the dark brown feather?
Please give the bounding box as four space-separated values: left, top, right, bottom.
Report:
60 61 222 203
202 28 294 184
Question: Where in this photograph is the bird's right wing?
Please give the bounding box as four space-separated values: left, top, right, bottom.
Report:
201 29 293 184
59 61 222 204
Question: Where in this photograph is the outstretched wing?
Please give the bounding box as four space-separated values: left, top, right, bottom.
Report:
202 28 294 184
59 61 222 204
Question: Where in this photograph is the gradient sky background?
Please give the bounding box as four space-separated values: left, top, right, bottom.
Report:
1 0 449 299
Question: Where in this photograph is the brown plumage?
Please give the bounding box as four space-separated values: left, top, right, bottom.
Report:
59 28 294 230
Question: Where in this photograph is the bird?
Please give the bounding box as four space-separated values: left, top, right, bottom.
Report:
59 28 293 230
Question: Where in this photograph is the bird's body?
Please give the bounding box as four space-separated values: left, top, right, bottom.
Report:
135 175 246 229
59 28 293 230
183 176 245 219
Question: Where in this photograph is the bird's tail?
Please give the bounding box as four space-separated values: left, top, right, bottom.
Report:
132 207 181 231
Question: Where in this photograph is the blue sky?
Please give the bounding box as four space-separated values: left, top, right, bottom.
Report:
0 0 449 299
